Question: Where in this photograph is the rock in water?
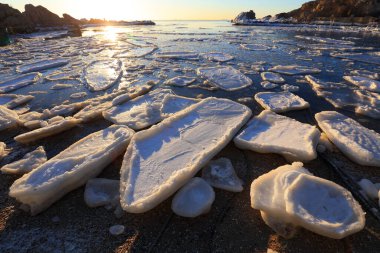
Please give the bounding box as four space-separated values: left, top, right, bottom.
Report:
120 98 251 213
0 106 19 131
16 59 69 74
202 158 243 192
9 125 134 215
315 111 380 167
251 162 365 239
0 73 42 93
196 66 253 91
171 177 215 218
1 146 47 175
234 110 320 162
84 178 119 208
83 59 123 91
254 92 309 113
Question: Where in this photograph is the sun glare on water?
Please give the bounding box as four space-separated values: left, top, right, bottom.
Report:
104 26 118 41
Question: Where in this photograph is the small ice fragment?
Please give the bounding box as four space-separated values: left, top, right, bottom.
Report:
0 106 19 131
315 111 380 167
164 76 196 87
171 177 215 218
0 72 42 93
0 94 34 109
1 146 47 175
269 65 321 75
234 110 320 162
350 70 379 80
240 44 271 51
261 72 285 84
114 46 156 58
202 158 243 192
254 92 309 113
281 84 299 92
70 92 87 99
109 225 125 236
83 59 123 91
50 84 73 90
160 95 198 117
358 179 378 199
260 81 278 90
155 51 198 60
17 59 69 74
84 178 119 207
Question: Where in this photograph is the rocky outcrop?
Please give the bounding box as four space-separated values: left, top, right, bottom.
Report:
233 10 256 24
63 14 81 25
284 0 380 23
23 4 65 27
0 4 34 33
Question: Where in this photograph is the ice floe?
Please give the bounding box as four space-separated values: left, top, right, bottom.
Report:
202 158 243 192
16 59 69 74
315 111 380 167
0 94 34 109
200 52 234 62
9 125 134 215
0 142 5 160
84 178 119 208
197 66 252 91
343 76 380 93
83 59 123 91
1 147 47 175
254 92 309 113
260 81 278 90
50 83 73 90
251 162 365 239
160 95 198 117
155 51 199 60
171 177 215 218
261 72 285 84
269 65 321 75
240 44 271 51
350 69 379 80
281 84 299 92
120 98 251 213
235 110 320 161
114 46 157 58
0 106 20 131
0 73 42 93
109 225 125 236
70 92 87 99
164 76 196 87
358 179 379 200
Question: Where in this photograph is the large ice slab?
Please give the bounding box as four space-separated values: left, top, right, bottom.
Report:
0 73 42 93
83 59 123 91
120 98 252 213
254 92 310 113
251 162 365 239
200 52 234 62
17 59 69 74
160 95 198 117
164 76 196 87
84 178 119 208
0 106 19 131
234 110 320 162
10 125 134 215
171 177 215 218
343 76 380 93
269 65 321 75
261 72 285 84
196 66 252 91
1 146 47 175
315 111 380 167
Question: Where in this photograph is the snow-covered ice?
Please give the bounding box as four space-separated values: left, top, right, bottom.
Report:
0 73 42 93
269 65 321 75
1 146 47 175
9 125 134 215
202 158 243 192
160 95 198 117
84 178 119 208
16 59 69 74
261 72 285 84
164 76 196 87
171 177 215 218
343 76 380 93
254 92 310 113
315 111 380 167
197 66 252 91
0 142 6 160
234 110 320 162
0 94 34 109
0 106 20 131
83 59 123 91
120 97 251 213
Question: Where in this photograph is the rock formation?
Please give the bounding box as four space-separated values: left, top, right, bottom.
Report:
233 10 256 24
0 4 34 33
23 4 65 27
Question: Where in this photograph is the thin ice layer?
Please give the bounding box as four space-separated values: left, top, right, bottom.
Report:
83 59 123 91
9 125 134 215
197 66 252 91
269 65 321 75
234 110 320 162
120 97 252 213
254 92 309 113
0 73 42 93
16 59 69 74
315 111 380 167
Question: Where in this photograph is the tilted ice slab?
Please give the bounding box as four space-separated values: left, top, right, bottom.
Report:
234 110 320 162
251 162 365 239
343 76 380 93
315 111 380 167
269 65 321 76
0 142 5 160
1 146 47 175
16 59 69 74
0 94 34 109
197 66 252 91
200 52 234 62
171 177 215 218
0 73 42 93
155 51 199 60
114 46 157 58
331 52 380 66
350 69 379 80
254 92 309 113
10 125 134 215
83 59 123 91
103 89 173 130
164 76 196 87
202 158 243 192
84 178 119 208
160 95 198 117
261 72 285 84
0 106 19 131
120 98 252 213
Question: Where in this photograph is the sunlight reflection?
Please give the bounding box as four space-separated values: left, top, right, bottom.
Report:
104 26 118 41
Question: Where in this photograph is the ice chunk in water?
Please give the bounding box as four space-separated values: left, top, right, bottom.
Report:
197 66 252 91
83 59 123 91
269 65 321 75
254 92 309 113
315 111 380 167
164 76 196 87
234 110 320 162
160 95 198 117
260 81 278 90
17 59 69 74
0 106 19 131
120 98 251 213
155 51 199 60
171 177 215 218
261 72 285 84
0 94 34 109
1 146 47 175
240 44 271 51
50 84 73 90
9 125 134 215
114 46 156 58
0 142 6 160
358 179 378 199
350 69 379 80
0 73 42 93
84 178 119 208
202 158 243 192
281 84 299 92
343 76 380 93
200 52 234 62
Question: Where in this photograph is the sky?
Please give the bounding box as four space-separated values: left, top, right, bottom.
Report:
5 0 307 20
